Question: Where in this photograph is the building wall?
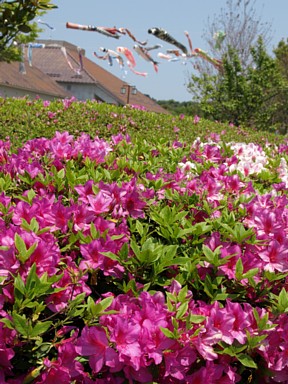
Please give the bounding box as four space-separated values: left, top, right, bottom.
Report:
0 85 61 101
60 82 121 104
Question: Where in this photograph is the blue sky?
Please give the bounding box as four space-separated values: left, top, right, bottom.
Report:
38 0 288 102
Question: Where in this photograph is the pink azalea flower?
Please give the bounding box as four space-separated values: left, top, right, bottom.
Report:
37 342 87 383
75 326 120 373
111 133 131 145
206 301 235 345
72 133 112 163
163 346 197 380
75 180 95 203
18 231 61 277
12 200 40 226
121 188 146 219
123 365 153 383
258 239 288 272
79 238 124 278
253 209 282 237
62 96 77 109
225 300 251 344
188 360 241 383
71 203 95 232
47 111 57 119
108 316 142 370
87 190 113 215
0 228 19 280
0 342 14 373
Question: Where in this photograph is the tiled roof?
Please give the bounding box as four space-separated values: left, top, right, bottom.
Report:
33 40 170 114
0 59 71 99
32 42 96 84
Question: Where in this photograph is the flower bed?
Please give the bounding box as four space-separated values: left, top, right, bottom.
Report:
0 128 288 383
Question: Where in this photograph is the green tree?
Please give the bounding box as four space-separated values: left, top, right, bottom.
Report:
188 37 287 131
272 39 288 133
156 99 203 117
0 0 57 62
274 38 288 81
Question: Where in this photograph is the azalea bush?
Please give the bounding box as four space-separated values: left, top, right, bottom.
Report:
0 97 288 383
0 97 285 150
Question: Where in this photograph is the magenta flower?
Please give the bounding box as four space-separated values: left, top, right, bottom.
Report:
71 203 95 232
188 360 241 383
62 96 77 109
206 301 235 345
75 180 95 203
17 231 61 278
87 190 113 215
12 200 41 226
79 238 124 278
258 239 288 272
163 346 197 381
47 111 57 120
75 326 120 373
225 300 250 344
0 228 19 280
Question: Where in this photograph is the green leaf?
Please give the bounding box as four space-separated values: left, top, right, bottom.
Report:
23 366 43 384
99 296 114 311
14 232 27 256
12 313 30 337
130 239 141 261
242 268 259 279
237 353 258 368
25 263 38 294
160 327 177 339
14 233 38 263
278 287 288 312
90 222 98 239
101 251 118 261
235 258 244 280
0 317 14 329
177 285 188 302
18 24 32 33
14 274 26 298
135 220 144 237
176 301 188 319
202 244 222 266
30 321 52 338
189 314 206 324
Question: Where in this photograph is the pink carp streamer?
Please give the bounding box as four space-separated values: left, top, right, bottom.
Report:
94 48 125 69
118 28 147 45
194 48 223 70
117 46 147 77
61 46 84 74
66 22 123 38
65 22 224 74
133 44 159 73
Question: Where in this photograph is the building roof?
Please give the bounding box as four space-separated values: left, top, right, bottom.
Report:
32 41 96 84
33 40 169 114
0 59 71 99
